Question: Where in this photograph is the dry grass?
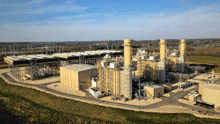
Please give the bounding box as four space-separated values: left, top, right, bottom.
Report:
0 77 220 123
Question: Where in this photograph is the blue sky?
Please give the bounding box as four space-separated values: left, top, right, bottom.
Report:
1 0 220 42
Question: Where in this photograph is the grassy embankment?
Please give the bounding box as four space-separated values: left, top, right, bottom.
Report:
0 77 220 123
185 56 220 73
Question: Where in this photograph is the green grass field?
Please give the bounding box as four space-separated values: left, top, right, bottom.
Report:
0 77 220 123
186 56 220 73
186 56 220 65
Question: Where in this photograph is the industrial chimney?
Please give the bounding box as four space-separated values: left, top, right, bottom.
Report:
180 39 186 73
124 39 132 100
160 39 166 83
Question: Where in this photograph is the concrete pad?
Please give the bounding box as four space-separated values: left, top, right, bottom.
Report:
6 72 86 97
163 93 170 97
47 83 86 97
183 86 197 92
178 99 196 106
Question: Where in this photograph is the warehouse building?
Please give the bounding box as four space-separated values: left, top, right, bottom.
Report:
60 64 98 90
143 85 164 98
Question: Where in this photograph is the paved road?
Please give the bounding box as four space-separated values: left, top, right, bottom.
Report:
2 73 220 115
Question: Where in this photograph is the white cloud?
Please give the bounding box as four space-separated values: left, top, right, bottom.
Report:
24 4 87 14
1 4 220 42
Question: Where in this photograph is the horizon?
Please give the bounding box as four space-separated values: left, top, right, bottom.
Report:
1 0 220 42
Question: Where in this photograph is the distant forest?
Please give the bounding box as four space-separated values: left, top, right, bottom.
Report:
0 38 219 58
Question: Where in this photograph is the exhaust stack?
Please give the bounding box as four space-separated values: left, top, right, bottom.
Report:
124 39 132 100
180 39 186 73
160 39 166 83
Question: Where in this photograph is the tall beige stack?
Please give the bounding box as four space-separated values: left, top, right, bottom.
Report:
180 39 186 73
124 39 132 100
160 39 166 83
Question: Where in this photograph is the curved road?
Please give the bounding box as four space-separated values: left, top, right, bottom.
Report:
2 73 219 115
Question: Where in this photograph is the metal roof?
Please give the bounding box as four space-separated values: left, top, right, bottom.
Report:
146 85 163 89
62 64 97 72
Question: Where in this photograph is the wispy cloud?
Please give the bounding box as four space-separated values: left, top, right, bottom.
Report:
1 3 220 42
24 4 87 14
1 0 88 23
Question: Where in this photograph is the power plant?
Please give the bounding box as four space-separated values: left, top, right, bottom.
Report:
3 39 220 111
90 39 188 100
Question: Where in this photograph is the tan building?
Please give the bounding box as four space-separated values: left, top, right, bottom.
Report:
199 83 220 108
144 85 164 98
60 64 98 91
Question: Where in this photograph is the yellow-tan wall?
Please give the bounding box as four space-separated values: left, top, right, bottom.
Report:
144 86 164 97
60 67 79 90
166 56 177 72
135 59 157 80
60 67 97 91
78 69 98 90
97 66 125 96
199 84 203 95
201 84 220 108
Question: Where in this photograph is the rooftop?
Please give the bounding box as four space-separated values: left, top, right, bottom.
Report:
62 64 97 72
6 54 57 61
146 85 163 89
53 50 122 58
202 83 220 90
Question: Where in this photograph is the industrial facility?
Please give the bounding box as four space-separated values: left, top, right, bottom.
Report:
4 50 122 80
89 39 188 100
3 39 220 112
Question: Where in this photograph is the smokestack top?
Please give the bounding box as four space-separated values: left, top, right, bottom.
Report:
124 39 132 45
124 39 132 67
160 39 166 44
181 39 186 43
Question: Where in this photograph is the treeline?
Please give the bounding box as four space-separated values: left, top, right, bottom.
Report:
186 47 220 57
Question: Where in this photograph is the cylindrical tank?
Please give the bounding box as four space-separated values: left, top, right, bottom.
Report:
180 39 186 56
160 39 166 60
124 39 132 67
